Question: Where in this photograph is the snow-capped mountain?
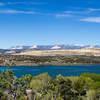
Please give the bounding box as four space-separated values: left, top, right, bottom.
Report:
9 44 97 50
0 44 100 55
51 45 61 49
10 46 23 50
30 45 38 49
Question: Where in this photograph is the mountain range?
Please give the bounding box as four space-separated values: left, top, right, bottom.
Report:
0 44 100 55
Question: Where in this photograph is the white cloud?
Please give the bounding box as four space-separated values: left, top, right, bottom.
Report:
0 10 35 14
64 11 82 14
64 10 90 16
80 17 100 23
64 8 100 15
0 2 4 6
88 8 100 12
7 2 46 5
56 14 70 17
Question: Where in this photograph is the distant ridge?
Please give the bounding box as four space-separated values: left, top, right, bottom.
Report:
0 44 100 55
10 44 91 50
18 46 100 56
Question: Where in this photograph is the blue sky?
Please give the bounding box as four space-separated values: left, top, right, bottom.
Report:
0 0 100 48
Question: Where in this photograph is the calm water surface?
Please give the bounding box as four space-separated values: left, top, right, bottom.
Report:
0 65 100 78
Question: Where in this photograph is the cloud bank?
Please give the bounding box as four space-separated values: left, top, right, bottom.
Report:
0 10 35 14
0 1 100 23
80 17 100 23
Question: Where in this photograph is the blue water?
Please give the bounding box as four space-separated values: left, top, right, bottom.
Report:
0 64 100 78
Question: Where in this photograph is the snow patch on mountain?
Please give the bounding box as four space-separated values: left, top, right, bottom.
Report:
51 45 61 49
10 46 23 50
30 45 37 49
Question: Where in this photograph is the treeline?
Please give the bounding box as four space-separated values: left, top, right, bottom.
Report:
0 68 100 100
0 55 100 66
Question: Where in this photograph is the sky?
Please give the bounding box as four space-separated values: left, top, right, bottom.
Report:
0 0 100 49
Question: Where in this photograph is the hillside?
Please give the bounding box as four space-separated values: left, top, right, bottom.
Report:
17 47 100 56
1 45 100 56
0 55 100 66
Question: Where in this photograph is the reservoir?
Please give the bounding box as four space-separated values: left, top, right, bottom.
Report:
0 64 100 78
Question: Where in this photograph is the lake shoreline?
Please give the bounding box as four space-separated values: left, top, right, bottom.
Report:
0 63 100 67
0 64 100 78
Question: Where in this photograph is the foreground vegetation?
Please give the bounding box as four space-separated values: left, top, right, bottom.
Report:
0 67 100 100
0 55 100 66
